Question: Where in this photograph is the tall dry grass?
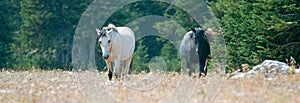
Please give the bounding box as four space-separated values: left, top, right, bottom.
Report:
0 70 299 103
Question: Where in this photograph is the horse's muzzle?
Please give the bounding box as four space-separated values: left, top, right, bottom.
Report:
103 55 109 59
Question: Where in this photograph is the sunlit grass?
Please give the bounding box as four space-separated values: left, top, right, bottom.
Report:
0 70 299 103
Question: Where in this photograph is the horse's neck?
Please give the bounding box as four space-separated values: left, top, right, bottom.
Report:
110 32 121 52
202 34 209 43
111 31 120 38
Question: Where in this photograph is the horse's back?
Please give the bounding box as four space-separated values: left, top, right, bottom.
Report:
116 27 135 44
180 32 196 56
116 27 135 38
180 33 191 57
116 27 135 60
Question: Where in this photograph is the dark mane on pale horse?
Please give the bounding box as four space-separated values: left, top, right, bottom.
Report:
98 24 119 38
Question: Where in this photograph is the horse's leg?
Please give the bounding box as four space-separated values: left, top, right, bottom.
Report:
186 59 193 76
190 63 196 77
106 60 113 80
181 57 189 76
124 57 132 79
204 58 209 75
199 57 206 77
113 59 121 79
117 62 122 79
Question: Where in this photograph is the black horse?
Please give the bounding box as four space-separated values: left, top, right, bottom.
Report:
192 27 210 77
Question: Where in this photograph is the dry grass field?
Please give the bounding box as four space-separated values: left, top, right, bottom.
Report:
1 69 300 103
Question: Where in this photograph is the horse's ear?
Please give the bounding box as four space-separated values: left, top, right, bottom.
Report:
96 28 105 37
96 28 101 34
190 28 196 33
96 28 100 37
190 33 194 38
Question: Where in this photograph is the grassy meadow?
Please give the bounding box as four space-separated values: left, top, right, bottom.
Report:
1 69 300 103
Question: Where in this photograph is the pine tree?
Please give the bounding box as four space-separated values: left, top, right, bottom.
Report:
160 41 180 72
0 2 11 68
209 0 300 70
0 0 21 68
14 0 93 69
131 40 149 73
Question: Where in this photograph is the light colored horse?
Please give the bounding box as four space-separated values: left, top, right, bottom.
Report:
180 31 199 76
96 24 135 80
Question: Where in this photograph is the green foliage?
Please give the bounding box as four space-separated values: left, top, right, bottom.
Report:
153 20 184 72
131 40 149 73
106 0 169 26
12 0 93 69
160 41 181 72
0 0 21 68
0 1 11 68
1 0 298 73
210 0 300 71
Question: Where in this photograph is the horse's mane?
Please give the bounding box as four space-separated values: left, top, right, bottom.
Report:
107 24 116 28
105 24 118 33
98 24 119 37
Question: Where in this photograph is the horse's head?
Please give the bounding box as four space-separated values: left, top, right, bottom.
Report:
96 24 118 59
190 27 205 53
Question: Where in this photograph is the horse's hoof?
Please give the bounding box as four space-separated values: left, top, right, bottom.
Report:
199 73 206 78
104 80 114 86
108 72 113 80
114 73 119 79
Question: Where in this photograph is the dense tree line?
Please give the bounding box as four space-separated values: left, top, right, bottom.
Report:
0 0 22 68
209 0 299 71
1 0 93 69
0 0 298 73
